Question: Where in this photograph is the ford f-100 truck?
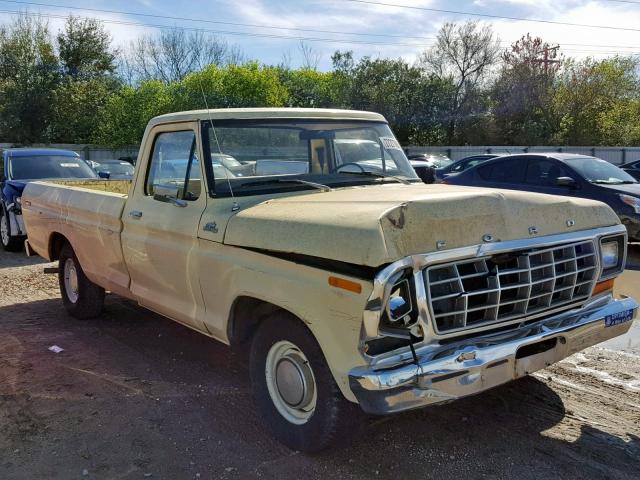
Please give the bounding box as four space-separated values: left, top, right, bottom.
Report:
22 108 638 452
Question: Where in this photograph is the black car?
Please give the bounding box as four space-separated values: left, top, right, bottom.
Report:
407 154 452 183
93 159 135 179
620 159 640 181
445 153 640 241
434 154 501 182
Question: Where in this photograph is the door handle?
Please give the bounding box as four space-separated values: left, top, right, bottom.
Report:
129 210 143 219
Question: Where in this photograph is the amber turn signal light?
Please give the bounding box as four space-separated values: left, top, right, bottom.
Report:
592 278 615 296
328 276 362 294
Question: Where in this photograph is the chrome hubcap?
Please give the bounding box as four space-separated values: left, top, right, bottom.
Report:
0 214 9 246
63 258 79 303
265 341 317 424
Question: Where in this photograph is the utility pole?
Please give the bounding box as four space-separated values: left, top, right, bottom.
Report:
533 45 560 75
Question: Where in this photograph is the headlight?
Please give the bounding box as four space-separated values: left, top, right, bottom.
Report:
386 279 413 322
619 194 640 214
601 241 619 269
599 234 625 279
380 270 419 336
15 197 21 205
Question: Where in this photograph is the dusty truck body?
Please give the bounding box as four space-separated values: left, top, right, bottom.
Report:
22 108 638 452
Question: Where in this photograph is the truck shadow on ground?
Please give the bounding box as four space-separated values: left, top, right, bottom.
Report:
1 296 638 480
0 249 48 269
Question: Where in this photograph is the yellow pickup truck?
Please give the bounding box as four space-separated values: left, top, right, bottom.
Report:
22 108 638 452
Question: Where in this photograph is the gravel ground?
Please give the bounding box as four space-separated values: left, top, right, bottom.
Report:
1 248 639 480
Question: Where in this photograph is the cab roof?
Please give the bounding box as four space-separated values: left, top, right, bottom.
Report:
149 108 387 127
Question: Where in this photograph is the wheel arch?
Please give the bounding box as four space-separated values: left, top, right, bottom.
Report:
227 295 306 346
48 231 70 261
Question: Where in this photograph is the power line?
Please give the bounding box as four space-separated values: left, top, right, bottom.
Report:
2 0 640 52
0 5 639 57
0 0 439 41
342 0 640 33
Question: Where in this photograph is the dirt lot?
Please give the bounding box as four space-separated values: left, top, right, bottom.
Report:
1 247 639 479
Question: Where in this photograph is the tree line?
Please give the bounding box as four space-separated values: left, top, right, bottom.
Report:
2 14 640 148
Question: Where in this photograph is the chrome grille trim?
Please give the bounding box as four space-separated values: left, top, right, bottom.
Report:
425 240 599 334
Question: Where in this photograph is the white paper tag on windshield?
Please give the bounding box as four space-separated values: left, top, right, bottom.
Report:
380 137 402 151
59 163 80 168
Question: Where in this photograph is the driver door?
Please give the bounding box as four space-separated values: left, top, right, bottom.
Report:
121 122 207 331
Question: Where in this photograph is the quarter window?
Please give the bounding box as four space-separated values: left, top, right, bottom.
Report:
146 130 201 201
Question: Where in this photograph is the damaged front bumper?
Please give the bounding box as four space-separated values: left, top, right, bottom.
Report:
349 295 638 415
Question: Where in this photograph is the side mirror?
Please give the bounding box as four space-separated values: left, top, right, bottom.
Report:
98 171 110 179
556 176 577 188
153 183 187 207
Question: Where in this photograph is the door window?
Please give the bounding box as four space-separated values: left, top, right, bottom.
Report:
146 130 201 201
525 159 570 186
477 158 526 183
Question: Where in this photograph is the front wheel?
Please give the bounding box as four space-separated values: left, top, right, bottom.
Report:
249 313 361 452
58 243 105 319
1 208 23 252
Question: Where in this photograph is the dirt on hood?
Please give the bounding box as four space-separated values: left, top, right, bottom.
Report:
223 183 619 267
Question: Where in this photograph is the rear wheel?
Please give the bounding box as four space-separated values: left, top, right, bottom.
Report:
249 313 361 452
0 208 23 252
58 243 105 319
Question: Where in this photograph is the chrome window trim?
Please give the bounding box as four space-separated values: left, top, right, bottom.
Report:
361 224 627 357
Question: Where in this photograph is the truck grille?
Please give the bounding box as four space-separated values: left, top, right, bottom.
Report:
425 240 599 334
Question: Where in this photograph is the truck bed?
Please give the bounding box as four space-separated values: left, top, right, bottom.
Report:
22 180 132 298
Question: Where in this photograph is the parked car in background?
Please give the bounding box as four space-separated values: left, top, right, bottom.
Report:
407 153 452 183
93 159 135 179
434 153 501 182
620 159 640 181
445 153 640 241
0 148 98 251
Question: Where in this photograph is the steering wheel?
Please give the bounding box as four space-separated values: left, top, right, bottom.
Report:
333 162 367 174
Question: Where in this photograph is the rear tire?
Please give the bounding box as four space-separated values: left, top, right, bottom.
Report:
249 312 361 452
58 243 105 319
1 208 23 252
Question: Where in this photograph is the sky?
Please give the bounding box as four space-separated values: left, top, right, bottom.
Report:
1 0 640 70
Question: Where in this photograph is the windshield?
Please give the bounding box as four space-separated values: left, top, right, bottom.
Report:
95 161 134 176
9 154 98 180
565 156 637 184
203 120 418 195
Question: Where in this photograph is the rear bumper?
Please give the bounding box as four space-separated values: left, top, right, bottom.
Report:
349 295 637 415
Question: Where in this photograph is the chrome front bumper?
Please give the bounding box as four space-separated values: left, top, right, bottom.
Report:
349 295 638 415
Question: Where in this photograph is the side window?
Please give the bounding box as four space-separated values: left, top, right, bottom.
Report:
146 130 201 201
0 155 4 180
525 159 569 186
477 159 526 183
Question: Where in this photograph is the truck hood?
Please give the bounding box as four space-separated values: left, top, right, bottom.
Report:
223 184 619 267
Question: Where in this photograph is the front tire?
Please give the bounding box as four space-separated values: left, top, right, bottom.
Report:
58 243 105 319
1 208 23 252
249 313 360 452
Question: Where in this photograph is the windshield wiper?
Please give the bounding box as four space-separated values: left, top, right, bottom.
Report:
239 178 332 192
337 171 412 185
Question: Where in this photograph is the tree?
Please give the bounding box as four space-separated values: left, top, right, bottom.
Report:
491 35 562 145
0 14 59 143
554 56 640 145
57 16 116 79
95 80 174 146
128 29 243 83
330 53 453 144
418 21 500 143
